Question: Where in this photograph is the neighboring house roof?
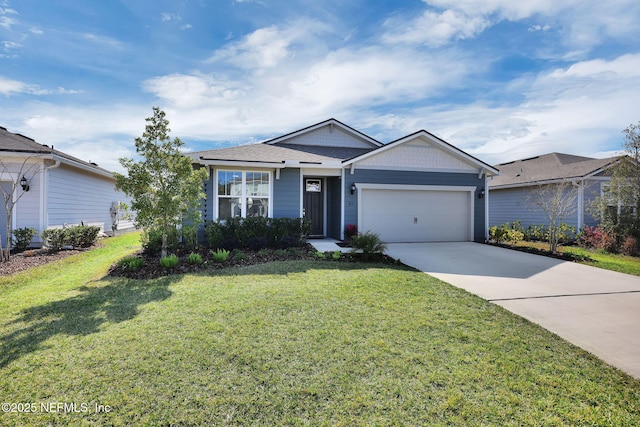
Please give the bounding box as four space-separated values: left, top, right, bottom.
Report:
490 152 619 189
0 126 114 178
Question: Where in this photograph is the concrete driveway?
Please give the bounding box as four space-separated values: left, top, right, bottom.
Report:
386 242 640 379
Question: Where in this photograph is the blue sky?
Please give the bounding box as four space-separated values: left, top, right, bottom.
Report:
1 0 639 173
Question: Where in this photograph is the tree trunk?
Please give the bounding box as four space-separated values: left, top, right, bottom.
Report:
161 230 168 259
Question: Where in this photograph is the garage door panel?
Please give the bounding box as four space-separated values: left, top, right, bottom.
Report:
360 189 471 242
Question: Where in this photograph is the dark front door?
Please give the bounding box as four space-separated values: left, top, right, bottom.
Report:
303 178 324 237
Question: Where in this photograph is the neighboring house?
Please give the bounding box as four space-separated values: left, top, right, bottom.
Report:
488 152 620 230
0 126 133 248
190 118 499 243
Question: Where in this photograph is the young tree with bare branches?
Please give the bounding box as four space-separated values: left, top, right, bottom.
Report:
527 181 579 253
0 156 41 261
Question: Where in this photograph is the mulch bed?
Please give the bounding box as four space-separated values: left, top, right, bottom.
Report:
109 245 400 280
488 242 592 262
0 246 98 276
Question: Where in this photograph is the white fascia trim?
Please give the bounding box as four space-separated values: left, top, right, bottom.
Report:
301 167 342 177
52 154 115 180
199 160 285 169
355 183 476 192
352 164 479 175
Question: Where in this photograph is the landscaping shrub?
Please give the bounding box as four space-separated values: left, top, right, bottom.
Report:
210 248 230 263
351 231 387 261
489 224 524 244
187 252 203 265
231 249 246 261
205 217 310 250
580 226 620 253
118 255 145 271
41 228 67 251
277 235 300 249
142 227 179 255
621 236 639 256
160 254 179 269
65 225 101 248
246 236 269 251
218 237 240 251
344 223 358 241
204 220 226 249
12 227 37 251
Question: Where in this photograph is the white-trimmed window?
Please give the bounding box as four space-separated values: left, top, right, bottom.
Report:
217 170 270 219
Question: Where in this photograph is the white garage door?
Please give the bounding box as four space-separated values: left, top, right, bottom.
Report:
360 188 472 242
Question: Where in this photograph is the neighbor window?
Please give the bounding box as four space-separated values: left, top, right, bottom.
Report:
217 170 270 219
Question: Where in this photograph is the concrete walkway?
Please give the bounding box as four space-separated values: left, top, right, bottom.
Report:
386 242 640 379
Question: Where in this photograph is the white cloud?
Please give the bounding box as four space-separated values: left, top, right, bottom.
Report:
0 75 24 94
382 8 490 46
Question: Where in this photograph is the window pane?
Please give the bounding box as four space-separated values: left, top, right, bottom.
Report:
246 197 268 217
218 197 241 219
218 171 242 196
246 172 269 197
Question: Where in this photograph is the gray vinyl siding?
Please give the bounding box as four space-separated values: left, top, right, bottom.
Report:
273 168 301 218
47 164 126 233
345 169 486 242
582 179 603 228
489 180 606 230
489 188 544 228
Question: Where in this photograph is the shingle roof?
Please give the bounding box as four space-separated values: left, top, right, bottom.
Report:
0 126 114 176
195 142 373 164
490 152 619 188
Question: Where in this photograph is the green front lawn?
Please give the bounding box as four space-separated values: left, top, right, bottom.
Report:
514 241 640 277
1 234 639 426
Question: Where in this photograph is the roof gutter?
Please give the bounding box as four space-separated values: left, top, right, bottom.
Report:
52 154 115 179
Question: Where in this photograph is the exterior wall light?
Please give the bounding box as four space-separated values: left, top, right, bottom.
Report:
350 183 356 195
478 189 485 199
20 176 30 192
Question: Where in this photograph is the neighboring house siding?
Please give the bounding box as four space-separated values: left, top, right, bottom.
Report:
47 164 124 233
489 188 546 228
273 168 301 218
582 179 604 228
490 182 603 230
345 169 486 241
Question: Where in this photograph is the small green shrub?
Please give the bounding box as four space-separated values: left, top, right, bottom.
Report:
210 248 230 263
489 224 524 244
314 251 325 259
41 228 67 251
331 250 342 260
287 247 303 257
231 249 246 261
118 255 145 271
65 225 101 248
351 231 387 256
12 227 37 251
187 252 203 265
274 249 289 259
257 248 270 257
160 254 179 269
